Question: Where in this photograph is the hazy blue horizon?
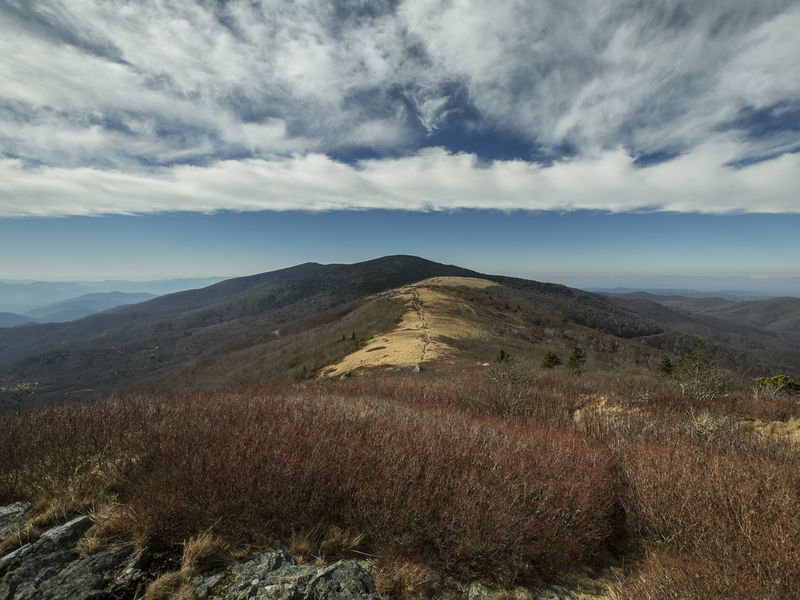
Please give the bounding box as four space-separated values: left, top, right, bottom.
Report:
2 209 799 296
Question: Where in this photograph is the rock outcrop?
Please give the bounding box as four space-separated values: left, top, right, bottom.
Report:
0 502 30 540
0 514 150 599
0 504 576 600
0 505 377 600
194 548 377 600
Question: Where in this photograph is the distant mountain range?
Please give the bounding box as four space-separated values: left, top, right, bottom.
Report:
25 292 158 323
0 312 37 328
0 277 225 315
590 287 774 301
1 256 798 406
603 291 800 347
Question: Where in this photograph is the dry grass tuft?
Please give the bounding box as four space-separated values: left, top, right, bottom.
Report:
181 531 232 576
288 525 365 564
142 532 231 600
143 571 192 600
288 529 316 563
372 561 441 600
77 501 139 556
0 529 24 556
490 588 532 600
318 526 365 561
74 531 105 557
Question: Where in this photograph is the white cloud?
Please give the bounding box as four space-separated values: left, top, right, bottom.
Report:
0 1 421 165
400 0 800 156
0 0 798 216
1 142 797 217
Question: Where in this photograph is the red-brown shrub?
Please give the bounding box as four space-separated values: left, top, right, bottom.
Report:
6 369 797 595
0 388 617 584
616 437 800 598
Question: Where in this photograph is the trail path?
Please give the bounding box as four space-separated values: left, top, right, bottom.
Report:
411 288 431 364
321 277 496 377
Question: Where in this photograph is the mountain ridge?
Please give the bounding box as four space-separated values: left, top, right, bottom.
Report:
2 255 799 406
26 292 158 323
0 313 38 328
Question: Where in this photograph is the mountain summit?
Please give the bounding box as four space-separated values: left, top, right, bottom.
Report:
1 256 798 406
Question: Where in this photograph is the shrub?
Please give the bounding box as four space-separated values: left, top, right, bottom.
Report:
755 374 800 400
656 357 674 377
566 347 586 374
0 390 617 585
540 352 561 369
616 436 800 598
5 370 797 596
0 382 38 415
496 349 512 363
672 350 729 402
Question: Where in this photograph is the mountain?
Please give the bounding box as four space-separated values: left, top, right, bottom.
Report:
0 277 224 314
0 257 475 401
0 281 93 314
1 256 798 406
604 291 800 345
605 290 734 308
593 287 772 301
57 276 227 296
701 297 800 335
26 292 158 323
657 296 738 313
0 313 38 328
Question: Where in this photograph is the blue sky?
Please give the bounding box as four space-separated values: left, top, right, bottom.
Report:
2 210 799 294
0 1 799 291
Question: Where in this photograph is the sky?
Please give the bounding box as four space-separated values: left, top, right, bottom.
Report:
1 1 799 291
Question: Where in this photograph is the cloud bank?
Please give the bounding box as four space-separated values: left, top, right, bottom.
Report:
3 143 798 217
0 0 798 216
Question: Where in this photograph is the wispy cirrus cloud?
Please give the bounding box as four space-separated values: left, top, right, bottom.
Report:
0 0 798 215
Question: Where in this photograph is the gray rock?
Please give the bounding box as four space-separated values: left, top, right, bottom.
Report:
0 502 31 541
0 515 136 600
219 549 376 600
448 579 577 600
234 548 294 578
467 582 492 600
109 546 151 596
0 513 374 600
0 543 34 570
39 515 92 545
37 544 132 598
306 561 375 600
0 516 91 575
534 586 576 600
191 572 227 599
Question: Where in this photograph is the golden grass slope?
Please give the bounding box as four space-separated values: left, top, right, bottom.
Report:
322 277 498 377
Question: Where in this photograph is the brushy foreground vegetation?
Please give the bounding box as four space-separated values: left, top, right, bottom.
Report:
2 365 800 598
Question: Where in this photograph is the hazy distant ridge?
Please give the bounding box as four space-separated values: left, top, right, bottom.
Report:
26 292 158 323
0 312 38 328
0 277 224 314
